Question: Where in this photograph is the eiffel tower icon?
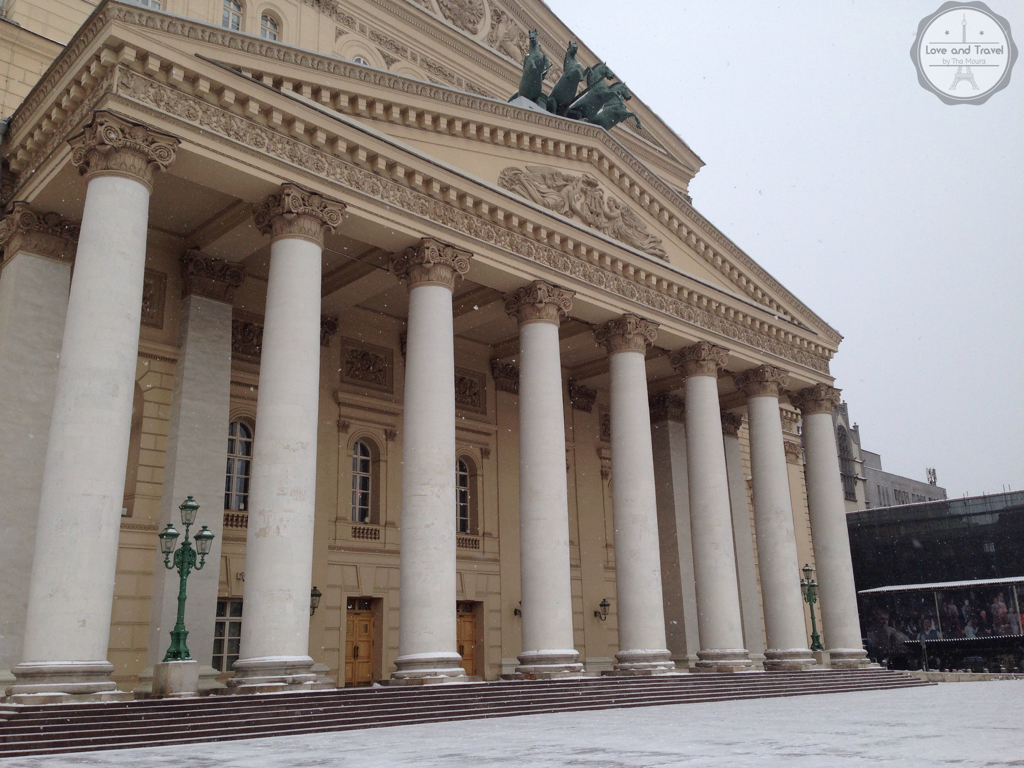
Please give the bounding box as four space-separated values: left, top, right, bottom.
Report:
950 14 979 91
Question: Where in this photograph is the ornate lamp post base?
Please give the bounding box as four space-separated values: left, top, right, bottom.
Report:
152 659 199 698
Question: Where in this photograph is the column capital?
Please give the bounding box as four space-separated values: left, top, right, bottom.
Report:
568 380 597 412
594 313 658 355
669 340 729 378
789 383 841 415
0 202 79 264
721 410 744 437
503 280 574 326
181 250 246 303
649 393 684 423
253 183 346 247
68 111 179 192
391 237 472 291
491 359 519 395
733 364 789 399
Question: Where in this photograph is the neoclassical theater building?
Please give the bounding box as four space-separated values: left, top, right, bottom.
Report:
0 0 869 700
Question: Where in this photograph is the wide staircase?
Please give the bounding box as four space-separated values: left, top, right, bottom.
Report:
0 669 929 758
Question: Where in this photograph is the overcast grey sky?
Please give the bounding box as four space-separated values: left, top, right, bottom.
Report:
545 0 1023 498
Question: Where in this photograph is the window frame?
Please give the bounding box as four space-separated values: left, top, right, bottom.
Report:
260 12 279 40
213 597 243 673
225 419 254 512
222 0 243 31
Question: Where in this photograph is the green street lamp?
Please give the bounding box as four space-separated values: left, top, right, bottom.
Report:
801 563 824 652
158 496 215 662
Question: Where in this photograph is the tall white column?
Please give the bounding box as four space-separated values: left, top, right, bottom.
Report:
792 384 871 668
391 238 472 682
0 205 77 686
505 281 582 677
670 342 752 672
595 315 672 674
142 253 244 693
8 113 178 701
734 365 814 670
229 184 345 692
721 411 767 666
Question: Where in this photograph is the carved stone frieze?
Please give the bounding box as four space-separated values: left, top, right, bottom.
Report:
498 165 667 259
789 383 842 416
253 182 346 246
438 0 485 35
111 67 831 374
340 337 393 392
0 202 79 264
320 315 339 347
455 367 487 414
598 409 611 443
384 428 399 442
141 269 167 329
232 310 264 362
491 359 519 395
181 250 245 303
487 5 528 62
503 280 574 325
567 380 597 413
784 440 803 464
649 393 685 423
594 313 658 355
67 111 179 191
670 341 729 379
721 410 744 438
733 364 790 399
391 237 472 290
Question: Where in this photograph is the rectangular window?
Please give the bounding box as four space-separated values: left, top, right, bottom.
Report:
213 598 243 672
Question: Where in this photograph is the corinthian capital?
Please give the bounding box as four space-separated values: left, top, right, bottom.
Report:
594 313 658 354
504 280 574 325
67 112 179 191
670 341 729 378
721 410 744 437
181 250 246 303
253 183 346 246
790 383 841 415
391 237 472 291
733 364 790 398
0 202 79 264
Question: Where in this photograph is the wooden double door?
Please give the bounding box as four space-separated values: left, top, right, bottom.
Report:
457 601 478 676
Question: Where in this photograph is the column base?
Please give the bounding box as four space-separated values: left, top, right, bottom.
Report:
223 655 335 694
6 661 132 703
694 648 756 673
827 648 875 669
390 652 468 684
763 648 816 671
605 648 675 675
514 650 584 678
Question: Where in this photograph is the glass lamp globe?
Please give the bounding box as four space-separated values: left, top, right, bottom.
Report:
179 496 200 527
158 523 180 555
194 525 215 556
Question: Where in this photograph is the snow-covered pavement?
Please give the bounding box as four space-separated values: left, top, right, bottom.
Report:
4 680 1021 767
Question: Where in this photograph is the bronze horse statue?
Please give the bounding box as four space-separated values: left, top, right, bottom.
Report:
591 93 642 131
568 74 630 123
543 41 586 115
509 30 549 104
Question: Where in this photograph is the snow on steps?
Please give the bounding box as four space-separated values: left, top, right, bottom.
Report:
0 669 929 758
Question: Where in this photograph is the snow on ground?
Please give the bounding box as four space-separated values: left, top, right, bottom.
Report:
4 680 1022 767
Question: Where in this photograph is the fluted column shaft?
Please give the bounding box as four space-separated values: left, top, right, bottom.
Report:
506 282 582 677
231 185 345 691
671 343 751 672
9 113 178 701
391 239 472 682
735 366 813 670
793 385 871 668
595 315 672 674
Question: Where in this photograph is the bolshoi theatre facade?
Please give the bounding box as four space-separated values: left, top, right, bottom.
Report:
0 0 871 701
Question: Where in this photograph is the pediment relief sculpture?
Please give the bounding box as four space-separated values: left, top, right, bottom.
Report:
498 165 667 259
487 5 529 62
438 0 486 35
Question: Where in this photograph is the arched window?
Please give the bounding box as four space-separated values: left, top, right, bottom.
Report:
353 56 369 65
351 440 372 522
837 425 856 502
222 0 243 30
456 458 471 534
225 421 253 511
260 13 279 40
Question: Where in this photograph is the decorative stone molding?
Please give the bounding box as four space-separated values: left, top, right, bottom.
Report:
721 410 744 438
253 182 346 247
480 446 492 459
598 408 611 442
733 364 790 399
384 428 399 442
789 383 842 416
232 310 265 362
783 440 803 464
669 341 729 379
503 280 574 326
491 359 519 395
338 419 352 434
649 393 685 423
0 202 79 264
141 269 167 329
455 367 487 414
181 250 245 303
320 315 340 347
598 446 612 480
498 165 667 259
340 337 393 392
487 5 529 61
594 314 658 355
438 0 485 34
67 111 179 191
567 380 597 413
391 237 472 290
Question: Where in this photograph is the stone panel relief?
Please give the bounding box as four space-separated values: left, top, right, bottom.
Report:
455 367 487 414
231 310 264 362
498 165 667 259
341 337 394 393
487 4 528 62
141 269 167 329
438 0 485 35
490 360 519 395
